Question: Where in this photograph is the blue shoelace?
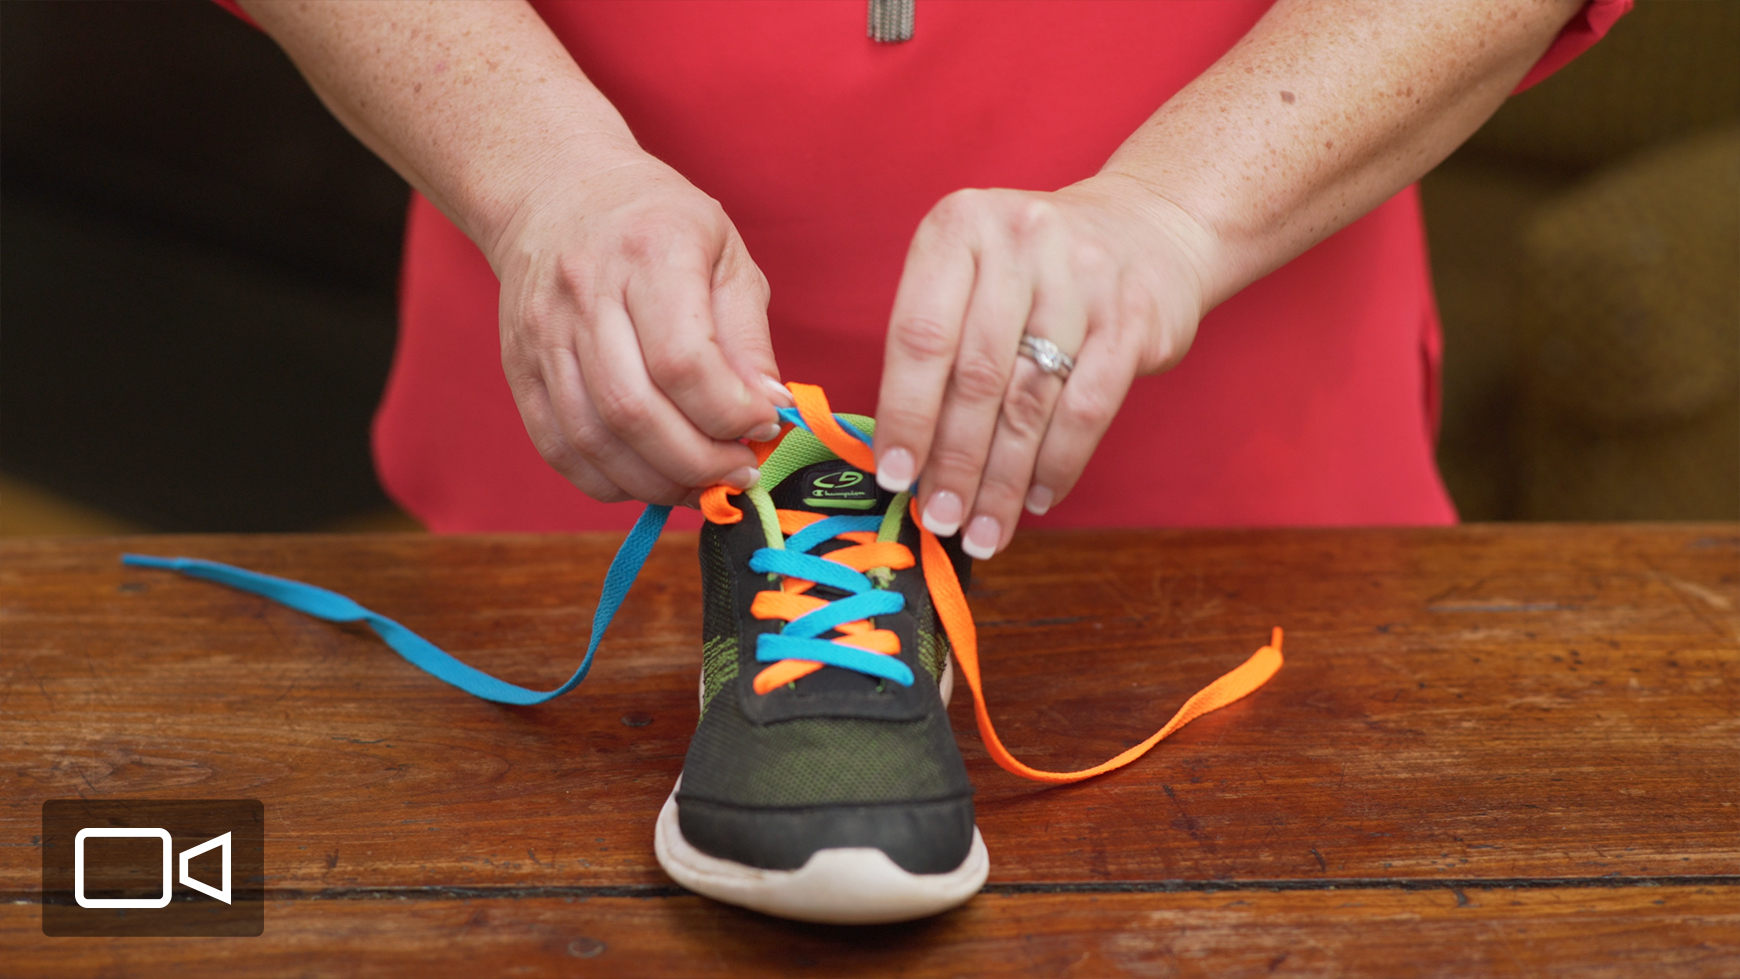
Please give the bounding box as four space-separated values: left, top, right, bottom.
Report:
121 408 896 704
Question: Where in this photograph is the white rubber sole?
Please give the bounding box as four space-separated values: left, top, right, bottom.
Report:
653 778 989 924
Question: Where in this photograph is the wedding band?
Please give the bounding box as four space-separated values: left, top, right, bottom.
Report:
1018 334 1075 380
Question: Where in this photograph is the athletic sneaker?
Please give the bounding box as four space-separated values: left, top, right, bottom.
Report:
652 408 987 923
121 381 1284 926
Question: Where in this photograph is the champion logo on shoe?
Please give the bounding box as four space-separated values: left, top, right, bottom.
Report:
801 463 879 510
120 381 1284 925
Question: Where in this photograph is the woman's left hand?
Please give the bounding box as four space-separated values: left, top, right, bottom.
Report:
872 174 1217 559
872 0 1588 559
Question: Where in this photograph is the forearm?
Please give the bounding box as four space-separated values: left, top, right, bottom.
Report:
236 0 636 260
1103 0 1583 313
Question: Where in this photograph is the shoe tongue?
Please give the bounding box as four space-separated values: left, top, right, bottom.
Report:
769 459 894 516
757 410 888 516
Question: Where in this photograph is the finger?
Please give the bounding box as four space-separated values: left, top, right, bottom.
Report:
913 249 1032 537
708 240 790 436
958 359 1064 558
506 371 635 504
1027 318 1138 517
624 233 776 442
957 273 1085 559
566 300 759 497
542 346 697 504
873 203 977 494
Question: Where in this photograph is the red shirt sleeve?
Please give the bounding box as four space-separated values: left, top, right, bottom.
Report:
1514 0 1632 93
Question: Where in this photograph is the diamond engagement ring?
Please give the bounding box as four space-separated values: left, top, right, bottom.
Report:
1018 334 1075 380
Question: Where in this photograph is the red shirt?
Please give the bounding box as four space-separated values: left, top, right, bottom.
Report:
354 0 1629 532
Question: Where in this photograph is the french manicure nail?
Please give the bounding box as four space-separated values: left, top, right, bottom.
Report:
962 514 1000 560
1025 484 1055 516
747 422 782 442
877 447 915 493
921 490 963 537
761 374 795 408
723 466 760 491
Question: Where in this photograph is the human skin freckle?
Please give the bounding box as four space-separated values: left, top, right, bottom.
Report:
1280 90 1295 104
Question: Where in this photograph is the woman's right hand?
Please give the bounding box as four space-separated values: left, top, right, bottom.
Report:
235 0 785 508
487 140 788 506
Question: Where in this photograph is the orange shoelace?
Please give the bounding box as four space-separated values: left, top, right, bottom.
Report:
702 382 1284 785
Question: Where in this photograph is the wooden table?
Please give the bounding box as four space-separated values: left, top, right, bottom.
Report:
3 526 1736 977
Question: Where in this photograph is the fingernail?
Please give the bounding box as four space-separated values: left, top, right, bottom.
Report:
921 490 963 537
747 422 782 442
722 466 759 491
761 374 795 408
877 447 915 493
1025 484 1055 516
962 514 1000 560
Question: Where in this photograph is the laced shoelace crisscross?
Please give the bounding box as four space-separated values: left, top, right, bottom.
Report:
122 382 1282 785
744 508 915 694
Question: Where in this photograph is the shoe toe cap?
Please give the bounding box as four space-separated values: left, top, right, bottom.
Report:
675 794 976 875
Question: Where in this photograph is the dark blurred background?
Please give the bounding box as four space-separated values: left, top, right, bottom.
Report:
2 1 1736 535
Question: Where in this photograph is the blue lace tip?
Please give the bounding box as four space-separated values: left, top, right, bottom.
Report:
122 554 178 569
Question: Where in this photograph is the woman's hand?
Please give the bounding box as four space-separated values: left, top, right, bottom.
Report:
873 0 1586 557
490 141 788 506
873 174 1216 559
235 0 786 507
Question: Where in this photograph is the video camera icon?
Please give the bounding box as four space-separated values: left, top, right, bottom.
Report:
44 799 262 937
74 828 232 908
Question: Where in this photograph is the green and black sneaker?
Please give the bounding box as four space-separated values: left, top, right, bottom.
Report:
652 404 988 923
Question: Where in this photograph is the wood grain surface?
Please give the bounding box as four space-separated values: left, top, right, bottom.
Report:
6 887 1736 978
3 526 1736 976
